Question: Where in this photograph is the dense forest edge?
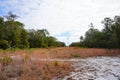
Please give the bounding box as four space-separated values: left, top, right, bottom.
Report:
70 16 120 49
0 12 65 49
0 12 120 49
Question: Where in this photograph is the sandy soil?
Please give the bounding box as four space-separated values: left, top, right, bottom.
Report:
62 56 120 80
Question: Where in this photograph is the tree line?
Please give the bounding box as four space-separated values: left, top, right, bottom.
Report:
0 12 65 49
70 16 120 49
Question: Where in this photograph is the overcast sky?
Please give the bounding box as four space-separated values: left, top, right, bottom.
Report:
0 0 120 45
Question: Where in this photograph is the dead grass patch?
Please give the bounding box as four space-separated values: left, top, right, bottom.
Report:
0 47 120 59
0 58 73 80
31 47 120 58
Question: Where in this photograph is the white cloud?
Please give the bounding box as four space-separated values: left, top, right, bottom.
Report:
0 0 120 45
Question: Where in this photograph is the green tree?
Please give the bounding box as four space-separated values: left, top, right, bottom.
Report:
113 16 120 48
5 11 18 21
101 17 120 48
36 29 49 48
55 41 66 47
28 29 50 48
69 42 80 47
19 29 29 48
4 12 29 48
46 36 57 47
0 17 5 39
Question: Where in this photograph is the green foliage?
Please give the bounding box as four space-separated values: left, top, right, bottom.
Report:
5 20 25 48
0 40 9 49
84 28 105 48
0 12 66 49
47 36 57 47
28 29 49 48
0 12 29 49
0 17 5 39
1 12 120 49
20 29 29 48
55 41 66 47
70 16 120 49
69 42 80 47
28 29 66 48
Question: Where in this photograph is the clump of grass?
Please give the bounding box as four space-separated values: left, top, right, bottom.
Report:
54 61 59 66
0 56 12 65
71 53 79 58
23 49 34 61
24 54 30 61
0 53 76 80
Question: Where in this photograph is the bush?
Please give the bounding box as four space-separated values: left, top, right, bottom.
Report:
0 40 9 49
41 43 48 48
16 44 27 49
69 42 80 47
71 54 79 58
0 56 12 65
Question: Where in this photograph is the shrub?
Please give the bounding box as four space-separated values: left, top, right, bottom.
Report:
53 61 59 66
0 56 12 65
0 40 9 49
71 54 79 58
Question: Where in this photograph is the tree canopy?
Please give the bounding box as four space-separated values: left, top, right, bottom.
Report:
1 12 120 49
0 12 66 49
70 16 120 49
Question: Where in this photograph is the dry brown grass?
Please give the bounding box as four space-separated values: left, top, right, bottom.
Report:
0 47 119 80
30 47 120 58
0 58 72 80
0 47 120 58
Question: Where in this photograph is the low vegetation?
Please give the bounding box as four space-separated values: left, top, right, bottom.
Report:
0 47 119 80
0 56 12 65
0 47 119 59
71 54 79 58
0 56 73 80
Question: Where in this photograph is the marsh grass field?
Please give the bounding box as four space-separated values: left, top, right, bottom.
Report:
0 47 120 80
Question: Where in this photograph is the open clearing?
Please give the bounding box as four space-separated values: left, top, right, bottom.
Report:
0 47 120 80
